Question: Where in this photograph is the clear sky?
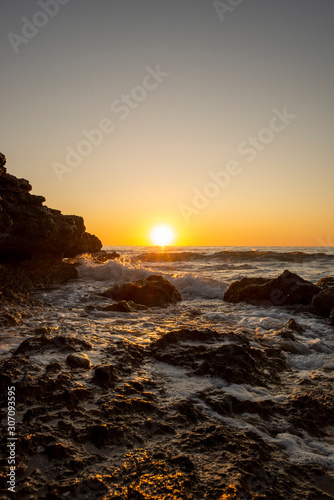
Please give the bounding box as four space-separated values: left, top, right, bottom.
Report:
1 0 333 246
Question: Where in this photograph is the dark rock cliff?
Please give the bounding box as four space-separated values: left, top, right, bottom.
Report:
0 153 102 302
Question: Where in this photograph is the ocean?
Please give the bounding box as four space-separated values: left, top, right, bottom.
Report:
1 246 334 497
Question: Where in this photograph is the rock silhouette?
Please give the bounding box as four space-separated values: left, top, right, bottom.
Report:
101 275 182 307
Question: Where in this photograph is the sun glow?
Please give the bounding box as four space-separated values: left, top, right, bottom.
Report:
150 224 175 247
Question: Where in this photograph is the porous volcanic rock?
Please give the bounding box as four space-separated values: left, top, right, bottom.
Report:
100 275 182 307
223 269 319 307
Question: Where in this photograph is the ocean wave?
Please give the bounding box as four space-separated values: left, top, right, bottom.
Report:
77 256 151 282
210 250 334 262
169 274 228 300
136 251 206 262
76 255 228 300
136 250 334 263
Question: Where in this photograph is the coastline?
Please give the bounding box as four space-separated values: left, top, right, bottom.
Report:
1 160 334 498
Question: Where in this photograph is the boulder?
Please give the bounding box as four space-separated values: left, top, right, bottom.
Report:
66 352 91 369
223 270 319 307
100 275 181 307
310 287 334 318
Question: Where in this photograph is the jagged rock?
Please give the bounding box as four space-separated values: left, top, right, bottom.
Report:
97 300 149 312
317 276 334 288
223 270 319 307
100 275 181 307
285 318 304 334
92 365 118 387
66 352 91 369
93 250 120 262
330 307 334 326
149 329 287 386
64 232 102 258
0 156 101 261
0 155 102 302
310 287 334 318
0 152 6 175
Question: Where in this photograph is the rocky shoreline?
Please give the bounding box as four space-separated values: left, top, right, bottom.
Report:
1 154 334 498
0 315 333 498
0 154 102 308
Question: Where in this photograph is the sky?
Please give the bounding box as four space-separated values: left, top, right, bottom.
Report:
1 0 333 247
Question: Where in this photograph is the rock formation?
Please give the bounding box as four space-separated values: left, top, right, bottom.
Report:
223 269 319 307
309 276 334 319
0 153 102 301
100 275 182 307
0 153 102 261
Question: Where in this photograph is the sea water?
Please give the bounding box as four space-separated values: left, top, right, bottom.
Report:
2 246 334 471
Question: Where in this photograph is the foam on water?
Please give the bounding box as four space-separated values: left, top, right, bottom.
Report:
5 245 334 474
77 255 152 283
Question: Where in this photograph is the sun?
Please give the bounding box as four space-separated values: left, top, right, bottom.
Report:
150 224 175 247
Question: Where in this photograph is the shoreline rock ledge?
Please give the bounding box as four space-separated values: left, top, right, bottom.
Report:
0 153 102 302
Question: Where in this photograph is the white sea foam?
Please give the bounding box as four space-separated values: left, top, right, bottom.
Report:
169 274 229 300
77 256 151 283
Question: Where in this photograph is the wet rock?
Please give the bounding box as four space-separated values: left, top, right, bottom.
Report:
100 275 181 307
14 334 92 355
285 393 334 436
97 300 148 312
44 443 71 460
66 352 91 369
90 424 125 448
64 232 102 257
317 276 334 288
151 328 220 346
309 286 334 318
0 311 23 326
92 365 118 387
168 455 195 472
330 307 334 326
275 318 305 341
45 362 61 373
285 318 304 333
93 250 120 262
224 269 319 306
149 329 287 386
105 340 145 373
